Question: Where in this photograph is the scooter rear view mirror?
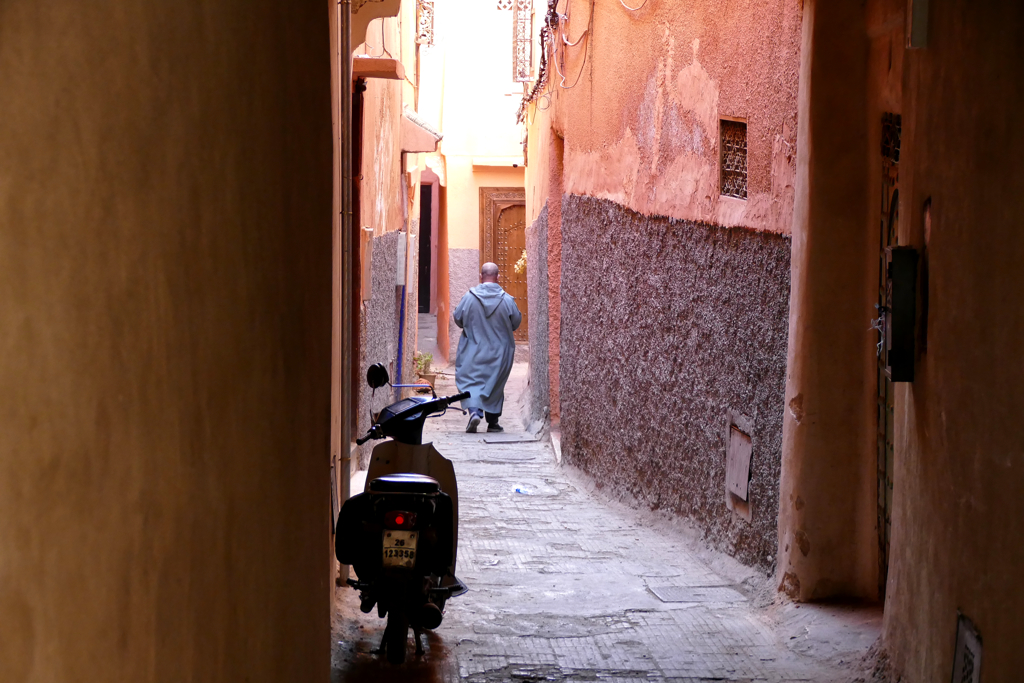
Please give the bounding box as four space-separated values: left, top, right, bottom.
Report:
366 363 390 389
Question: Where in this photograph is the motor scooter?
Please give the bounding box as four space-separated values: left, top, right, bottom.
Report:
335 363 469 664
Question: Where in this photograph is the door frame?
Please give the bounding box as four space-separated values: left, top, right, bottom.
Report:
478 187 526 264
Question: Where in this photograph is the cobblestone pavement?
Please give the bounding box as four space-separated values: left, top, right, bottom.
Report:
332 365 880 682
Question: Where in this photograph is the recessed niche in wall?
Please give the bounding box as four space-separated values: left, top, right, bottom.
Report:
720 120 748 200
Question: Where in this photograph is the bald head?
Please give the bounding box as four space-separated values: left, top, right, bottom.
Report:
480 262 499 283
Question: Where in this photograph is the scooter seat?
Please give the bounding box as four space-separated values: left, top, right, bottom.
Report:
368 473 441 494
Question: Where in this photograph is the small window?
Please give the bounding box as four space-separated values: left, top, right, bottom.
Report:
720 120 748 200
512 0 533 82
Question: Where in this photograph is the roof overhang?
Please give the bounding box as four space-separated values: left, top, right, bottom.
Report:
401 108 442 153
352 56 406 81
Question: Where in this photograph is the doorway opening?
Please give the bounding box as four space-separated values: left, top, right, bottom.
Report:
877 112 901 598
418 182 434 314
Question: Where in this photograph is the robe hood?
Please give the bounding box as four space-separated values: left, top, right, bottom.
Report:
469 282 507 317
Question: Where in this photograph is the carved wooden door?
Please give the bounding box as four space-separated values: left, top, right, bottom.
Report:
495 204 528 342
479 187 528 343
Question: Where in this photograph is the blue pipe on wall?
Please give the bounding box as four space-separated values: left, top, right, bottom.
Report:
395 284 406 402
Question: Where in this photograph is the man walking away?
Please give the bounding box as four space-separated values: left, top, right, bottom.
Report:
453 262 522 433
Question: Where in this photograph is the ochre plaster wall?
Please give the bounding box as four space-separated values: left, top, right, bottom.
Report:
0 2 333 681
444 160 525 250
547 137 564 423
881 1 1024 679
429 0 524 160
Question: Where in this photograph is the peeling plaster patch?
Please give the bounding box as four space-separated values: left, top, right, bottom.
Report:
779 571 801 599
675 39 719 147
795 530 811 557
563 36 795 236
788 393 804 423
770 119 798 232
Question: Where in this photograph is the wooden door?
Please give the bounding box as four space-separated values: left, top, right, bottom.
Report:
495 204 528 342
876 112 900 598
479 187 528 343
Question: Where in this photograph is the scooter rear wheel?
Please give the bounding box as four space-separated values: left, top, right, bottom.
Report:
384 611 409 665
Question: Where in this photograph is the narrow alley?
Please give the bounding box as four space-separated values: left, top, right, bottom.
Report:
332 365 880 682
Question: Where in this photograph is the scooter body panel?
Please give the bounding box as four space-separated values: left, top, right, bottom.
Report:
365 441 459 574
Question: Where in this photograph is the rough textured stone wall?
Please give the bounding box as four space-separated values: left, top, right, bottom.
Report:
526 205 550 426
358 230 401 469
559 194 791 570
447 247 480 361
402 226 418 387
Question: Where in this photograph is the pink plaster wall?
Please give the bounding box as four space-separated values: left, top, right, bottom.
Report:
548 0 801 234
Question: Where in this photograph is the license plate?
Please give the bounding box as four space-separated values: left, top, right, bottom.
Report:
382 530 418 568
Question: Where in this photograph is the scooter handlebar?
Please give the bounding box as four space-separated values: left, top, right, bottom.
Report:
357 393 469 444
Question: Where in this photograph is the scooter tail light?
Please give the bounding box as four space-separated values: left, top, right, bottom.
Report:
384 510 417 528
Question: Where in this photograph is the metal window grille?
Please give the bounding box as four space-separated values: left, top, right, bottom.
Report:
513 0 533 82
416 0 434 46
720 120 748 199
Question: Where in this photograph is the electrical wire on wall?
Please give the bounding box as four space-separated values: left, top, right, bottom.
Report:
553 0 594 90
516 0 560 123
362 18 395 57
618 0 651 11
379 18 394 58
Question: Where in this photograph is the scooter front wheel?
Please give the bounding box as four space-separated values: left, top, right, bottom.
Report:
384 611 409 665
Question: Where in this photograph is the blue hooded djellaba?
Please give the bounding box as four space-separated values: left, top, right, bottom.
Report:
453 282 522 415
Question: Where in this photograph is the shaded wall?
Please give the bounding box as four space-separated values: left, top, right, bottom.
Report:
776 0 877 602
436 186 451 361
0 2 333 681
881 0 1024 679
358 230 401 469
560 195 790 569
525 205 550 425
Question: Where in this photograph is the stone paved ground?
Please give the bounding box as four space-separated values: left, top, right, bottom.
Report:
332 365 881 683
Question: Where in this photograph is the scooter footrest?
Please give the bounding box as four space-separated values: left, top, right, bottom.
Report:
429 575 468 598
